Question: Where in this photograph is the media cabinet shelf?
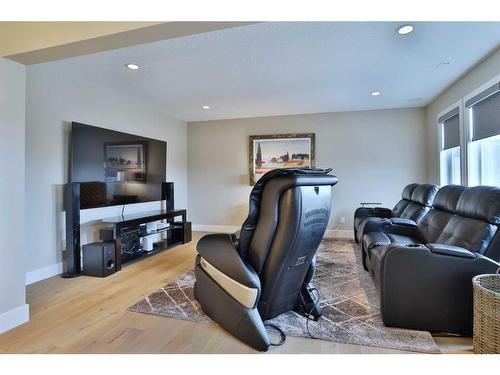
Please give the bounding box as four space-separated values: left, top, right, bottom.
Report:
101 209 191 271
120 238 183 266
101 209 187 225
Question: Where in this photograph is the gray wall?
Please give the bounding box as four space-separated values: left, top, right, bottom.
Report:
425 47 500 184
0 58 27 324
25 62 188 275
187 108 427 232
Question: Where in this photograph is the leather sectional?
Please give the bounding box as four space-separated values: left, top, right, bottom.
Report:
354 183 439 244
355 184 500 335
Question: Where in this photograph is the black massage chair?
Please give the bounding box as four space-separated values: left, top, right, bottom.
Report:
193 168 338 351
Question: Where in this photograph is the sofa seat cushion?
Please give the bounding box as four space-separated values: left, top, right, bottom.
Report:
386 234 420 245
363 232 391 252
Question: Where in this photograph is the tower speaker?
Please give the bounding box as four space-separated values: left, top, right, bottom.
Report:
162 182 175 211
183 221 192 243
82 242 116 277
63 182 81 277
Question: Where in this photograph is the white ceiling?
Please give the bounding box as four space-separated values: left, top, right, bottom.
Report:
35 22 500 122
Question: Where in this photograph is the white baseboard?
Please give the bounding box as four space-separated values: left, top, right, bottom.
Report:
25 262 63 286
193 225 240 233
0 304 29 334
193 225 354 240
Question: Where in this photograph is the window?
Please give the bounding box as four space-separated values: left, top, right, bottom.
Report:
438 77 500 187
466 82 500 187
439 107 461 185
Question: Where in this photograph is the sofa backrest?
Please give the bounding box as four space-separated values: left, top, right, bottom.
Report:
435 186 500 257
391 183 417 217
418 185 467 243
393 184 439 223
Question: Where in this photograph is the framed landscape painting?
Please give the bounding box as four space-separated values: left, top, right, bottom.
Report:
249 133 315 185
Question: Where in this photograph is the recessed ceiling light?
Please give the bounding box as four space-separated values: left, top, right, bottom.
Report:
201 105 211 109
125 63 140 70
396 24 414 35
371 91 381 96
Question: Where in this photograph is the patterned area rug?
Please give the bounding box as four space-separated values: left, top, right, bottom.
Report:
128 239 440 353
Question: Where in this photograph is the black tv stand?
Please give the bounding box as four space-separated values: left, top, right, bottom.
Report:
101 209 191 271
63 181 184 277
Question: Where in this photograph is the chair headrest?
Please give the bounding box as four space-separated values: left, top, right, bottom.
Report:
456 186 500 224
401 183 418 200
254 168 338 186
410 184 439 207
432 185 466 213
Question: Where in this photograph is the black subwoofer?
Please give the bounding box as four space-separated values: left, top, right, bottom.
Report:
82 242 116 277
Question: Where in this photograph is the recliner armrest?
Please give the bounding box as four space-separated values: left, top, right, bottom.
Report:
425 243 476 259
354 207 392 219
362 217 418 238
197 233 260 289
389 218 417 227
363 231 391 250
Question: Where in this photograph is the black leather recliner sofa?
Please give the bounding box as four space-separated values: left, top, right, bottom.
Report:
354 183 439 243
361 185 500 335
193 168 338 351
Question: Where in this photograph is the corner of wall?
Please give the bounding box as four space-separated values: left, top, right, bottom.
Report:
0 58 28 332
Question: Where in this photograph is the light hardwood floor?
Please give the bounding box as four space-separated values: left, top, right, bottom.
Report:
0 233 472 354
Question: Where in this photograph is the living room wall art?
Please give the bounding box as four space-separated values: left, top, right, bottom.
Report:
248 133 315 185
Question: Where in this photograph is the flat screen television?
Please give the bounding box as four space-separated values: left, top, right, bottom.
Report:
70 122 166 209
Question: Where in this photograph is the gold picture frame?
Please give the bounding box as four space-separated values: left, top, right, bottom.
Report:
248 133 316 185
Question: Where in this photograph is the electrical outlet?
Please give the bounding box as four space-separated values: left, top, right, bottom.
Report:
340 216 345 224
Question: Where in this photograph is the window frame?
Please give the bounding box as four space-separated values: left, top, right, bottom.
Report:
463 73 500 186
436 72 500 187
437 100 464 186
